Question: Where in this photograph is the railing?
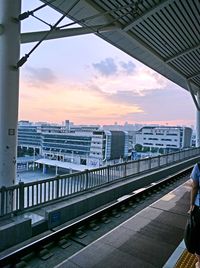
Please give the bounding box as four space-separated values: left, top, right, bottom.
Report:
0 147 199 217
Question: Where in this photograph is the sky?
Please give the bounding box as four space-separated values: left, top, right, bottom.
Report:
19 0 196 127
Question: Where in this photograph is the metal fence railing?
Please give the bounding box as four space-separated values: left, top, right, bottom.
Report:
0 147 199 217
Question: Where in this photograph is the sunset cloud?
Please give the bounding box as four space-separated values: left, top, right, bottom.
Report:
19 79 143 124
89 65 168 95
20 64 194 126
92 58 137 78
92 57 118 77
120 60 136 74
19 59 194 126
23 66 57 88
19 1 195 127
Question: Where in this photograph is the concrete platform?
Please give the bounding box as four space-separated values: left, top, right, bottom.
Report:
163 240 196 268
55 181 191 268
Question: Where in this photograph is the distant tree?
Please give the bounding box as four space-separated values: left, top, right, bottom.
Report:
27 148 34 156
142 146 150 152
17 147 34 157
159 148 164 154
134 144 143 152
17 147 24 157
151 147 158 153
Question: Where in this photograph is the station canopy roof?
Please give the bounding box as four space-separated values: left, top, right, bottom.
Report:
40 0 200 94
35 158 96 171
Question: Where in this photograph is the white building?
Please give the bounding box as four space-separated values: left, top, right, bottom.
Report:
18 121 129 168
136 126 192 152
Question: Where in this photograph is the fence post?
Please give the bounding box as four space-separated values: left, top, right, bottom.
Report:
124 162 127 177
107 165 110 183
172 153 175 163
157 155 160 167
166 154 168 165
56 177 60 199
85 169 89 189
1 186 6 216
19 182 24 211
148 157 151 169
137 160 140 173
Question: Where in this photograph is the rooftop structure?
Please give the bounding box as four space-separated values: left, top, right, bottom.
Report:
136 125 192 152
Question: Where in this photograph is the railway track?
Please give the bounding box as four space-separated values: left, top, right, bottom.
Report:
0 167 192 268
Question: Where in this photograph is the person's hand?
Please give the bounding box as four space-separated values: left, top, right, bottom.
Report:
188 205 195 214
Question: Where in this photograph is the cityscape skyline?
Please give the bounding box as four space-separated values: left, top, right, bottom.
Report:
19 119 194 130
19 0 195 126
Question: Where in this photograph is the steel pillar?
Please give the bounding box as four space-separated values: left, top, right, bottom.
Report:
196 91 200 147
0 0 21 187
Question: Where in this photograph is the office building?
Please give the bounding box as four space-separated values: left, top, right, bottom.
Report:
136 126 192 152
18 121 129 167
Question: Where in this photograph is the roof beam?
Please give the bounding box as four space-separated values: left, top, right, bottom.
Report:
123 0 174 31
21 24 120 44
187 72 200 80
165 44 200 63
119 29 199 92
119 30 164 62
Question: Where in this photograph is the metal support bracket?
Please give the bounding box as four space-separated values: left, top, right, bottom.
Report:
187 80 200 111
20 24 120 44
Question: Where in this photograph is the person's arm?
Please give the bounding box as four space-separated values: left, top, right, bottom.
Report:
189 179 199 213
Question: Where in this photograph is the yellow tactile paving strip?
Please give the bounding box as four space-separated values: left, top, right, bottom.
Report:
174 249 197 268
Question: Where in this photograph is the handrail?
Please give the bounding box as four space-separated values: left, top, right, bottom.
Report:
0 147 199 217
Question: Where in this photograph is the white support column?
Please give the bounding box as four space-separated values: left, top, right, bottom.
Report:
187 80 200 148
0 0 21 187
196 91 200 147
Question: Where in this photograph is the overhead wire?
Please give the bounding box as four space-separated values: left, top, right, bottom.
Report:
17 0 81 68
